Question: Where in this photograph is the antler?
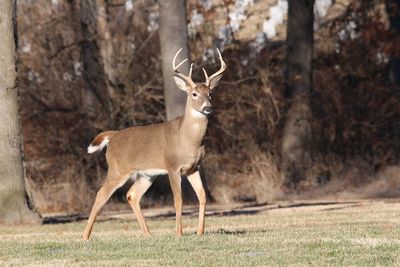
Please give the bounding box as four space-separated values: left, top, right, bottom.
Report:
202 48 226 87
172 48 196 88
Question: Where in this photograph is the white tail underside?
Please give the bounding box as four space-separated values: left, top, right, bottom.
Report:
87 137 110 154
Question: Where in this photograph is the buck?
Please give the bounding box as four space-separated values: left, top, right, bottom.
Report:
82 48 226 240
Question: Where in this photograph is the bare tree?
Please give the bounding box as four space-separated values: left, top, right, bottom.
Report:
159 0 190 120
75 0 112 119
281 0 314 188
95 0 116 91
0 0 40 224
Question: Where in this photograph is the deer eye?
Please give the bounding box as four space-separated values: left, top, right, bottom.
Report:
192 92 198 98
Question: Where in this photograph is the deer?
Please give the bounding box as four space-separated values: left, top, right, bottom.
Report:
82 48 226 240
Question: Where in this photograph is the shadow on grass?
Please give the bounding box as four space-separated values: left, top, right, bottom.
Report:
209 228 271 235
211 228 248 235
183 228 270 236
42 201 360 224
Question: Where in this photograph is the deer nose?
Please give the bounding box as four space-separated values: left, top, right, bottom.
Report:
202 105 212 115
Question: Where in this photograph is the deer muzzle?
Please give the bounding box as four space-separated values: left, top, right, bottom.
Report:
202 105 212 115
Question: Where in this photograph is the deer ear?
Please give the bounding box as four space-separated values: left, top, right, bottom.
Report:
209 74 223 90
173 75 189 92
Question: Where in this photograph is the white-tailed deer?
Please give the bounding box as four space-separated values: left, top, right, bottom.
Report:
82 48 226 240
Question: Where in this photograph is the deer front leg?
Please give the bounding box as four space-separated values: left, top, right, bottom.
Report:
187 171 206 235
168 171 183 236
126 177 153 236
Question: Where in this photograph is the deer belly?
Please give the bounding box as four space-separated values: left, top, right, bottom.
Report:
132 169 168 181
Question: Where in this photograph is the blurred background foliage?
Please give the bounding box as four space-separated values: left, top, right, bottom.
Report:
17 0 400 215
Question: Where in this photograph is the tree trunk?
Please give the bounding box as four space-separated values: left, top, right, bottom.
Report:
79 0 112 119
386 0 400 87
281 0 314 188
159 0 189 120
0 0 40 224
96 0 116 91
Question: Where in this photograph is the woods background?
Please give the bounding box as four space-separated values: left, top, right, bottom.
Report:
15 0 400 216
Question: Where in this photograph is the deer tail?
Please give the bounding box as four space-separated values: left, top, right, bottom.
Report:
87 131 117 154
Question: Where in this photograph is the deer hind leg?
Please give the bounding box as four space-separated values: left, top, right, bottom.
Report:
187 170 206 235
82 172 126 240
168 171 183 236
126 177 154 236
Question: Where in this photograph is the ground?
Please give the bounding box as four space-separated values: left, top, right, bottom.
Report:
1 200 399 266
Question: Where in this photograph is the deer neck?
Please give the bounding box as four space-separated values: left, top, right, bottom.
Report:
180 105 208 146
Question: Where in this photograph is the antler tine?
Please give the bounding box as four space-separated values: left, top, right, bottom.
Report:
209 48 226 79
172 48 186 70
172 48 196 87
202 68 210 85
203 48 226 87
189 63 194 77
174 59 188 71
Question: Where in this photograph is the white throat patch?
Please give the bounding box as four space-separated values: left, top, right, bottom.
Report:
190 107 205 118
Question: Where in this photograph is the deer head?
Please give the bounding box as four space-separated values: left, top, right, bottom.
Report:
172 48 226 117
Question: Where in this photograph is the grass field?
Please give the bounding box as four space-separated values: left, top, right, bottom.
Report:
0 200 399 266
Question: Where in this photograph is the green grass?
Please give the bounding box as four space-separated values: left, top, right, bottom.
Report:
0 201 399 266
